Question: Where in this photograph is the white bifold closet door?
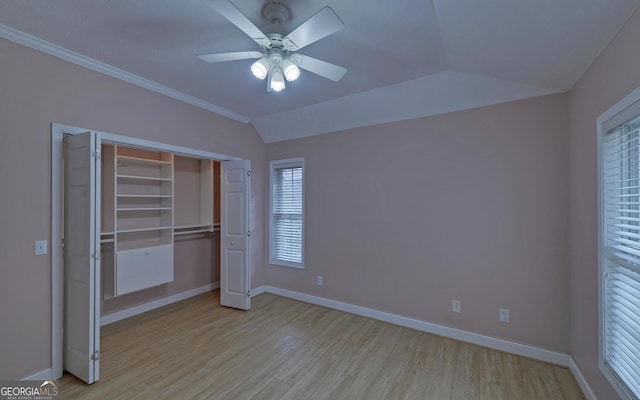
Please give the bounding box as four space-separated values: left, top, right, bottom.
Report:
221 160 251 310
63 131 101 384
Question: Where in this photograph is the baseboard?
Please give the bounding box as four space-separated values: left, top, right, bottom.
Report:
257 285 569 367
250 285 266 297
22 368 52 381
569 356 597 400
101 282 220 326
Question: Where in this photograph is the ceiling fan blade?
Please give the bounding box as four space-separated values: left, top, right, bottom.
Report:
290 53 347 82
198 51 263 63
210 0 271 47
282 7 344 51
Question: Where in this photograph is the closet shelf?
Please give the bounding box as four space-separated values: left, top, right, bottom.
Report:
117 194 172 198
174 224 214 235
175 224 213 230
117 155 172 166
117 207 172 211
174 228 214 236
117 174 172 182
117 226 172 234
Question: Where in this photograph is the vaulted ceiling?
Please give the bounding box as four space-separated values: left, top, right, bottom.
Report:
1 0 639 142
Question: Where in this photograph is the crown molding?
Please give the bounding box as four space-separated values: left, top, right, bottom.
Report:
0 23 250 123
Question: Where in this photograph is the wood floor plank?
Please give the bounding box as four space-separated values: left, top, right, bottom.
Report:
452 343 482 400
279 339 354 400
423 336 459 398
59 291 585 400
502 352 539 400
552 365 587 400
332 323 406 400
247 378 291 400
363 329 425 399
452 344 510 400
394 332 436 400
478 346 510 400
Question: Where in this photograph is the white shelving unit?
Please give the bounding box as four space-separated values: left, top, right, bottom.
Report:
103 144 175 297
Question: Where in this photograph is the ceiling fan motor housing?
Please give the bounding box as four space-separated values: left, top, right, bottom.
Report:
266 33 285 50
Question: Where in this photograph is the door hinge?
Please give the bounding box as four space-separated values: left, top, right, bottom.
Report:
247 170 251 177
91 252 100 261
92 151 101 160
90 350 100 361
247 230 251 237
247 290 251 297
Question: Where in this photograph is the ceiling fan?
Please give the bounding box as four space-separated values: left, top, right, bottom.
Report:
198 0 347 92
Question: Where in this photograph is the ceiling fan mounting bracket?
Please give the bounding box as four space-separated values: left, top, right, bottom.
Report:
263 2 289 25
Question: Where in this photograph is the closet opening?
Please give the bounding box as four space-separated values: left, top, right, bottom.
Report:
52 124 251 384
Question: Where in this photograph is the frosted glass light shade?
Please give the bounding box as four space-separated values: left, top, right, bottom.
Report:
270 67 286 92
282 58 300 82
251 57 269 80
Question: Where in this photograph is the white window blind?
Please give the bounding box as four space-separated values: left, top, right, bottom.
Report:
603 113 640 400
270 158 304 267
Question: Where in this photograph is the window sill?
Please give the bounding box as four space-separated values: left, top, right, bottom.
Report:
270 260 304 269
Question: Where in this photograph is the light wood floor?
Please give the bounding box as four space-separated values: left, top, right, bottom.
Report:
60 291 585 399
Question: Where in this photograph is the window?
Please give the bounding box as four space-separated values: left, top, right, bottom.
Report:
600 97 640 400
270 158 304 268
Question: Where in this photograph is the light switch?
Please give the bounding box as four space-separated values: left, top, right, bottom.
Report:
35 240 48 256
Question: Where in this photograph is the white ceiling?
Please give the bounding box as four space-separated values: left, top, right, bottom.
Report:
1 0 638 142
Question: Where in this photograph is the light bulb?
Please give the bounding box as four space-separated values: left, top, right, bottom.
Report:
250 57 269 80
282 58 300 82
270 66 286 92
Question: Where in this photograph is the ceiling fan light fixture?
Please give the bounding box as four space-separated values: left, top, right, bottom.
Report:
250 57 269 80
282 58 300 82
269 66 286 92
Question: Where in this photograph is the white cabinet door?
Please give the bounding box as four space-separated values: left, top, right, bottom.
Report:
220 160 251 310
63 132 100 384
115 245 174 296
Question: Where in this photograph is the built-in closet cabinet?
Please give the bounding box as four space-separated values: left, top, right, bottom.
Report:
100 143 219 298
101 144 174 297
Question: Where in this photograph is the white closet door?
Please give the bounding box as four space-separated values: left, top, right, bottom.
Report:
64 132 100 383
220 160 251 310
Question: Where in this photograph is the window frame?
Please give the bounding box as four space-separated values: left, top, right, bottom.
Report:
269 157 305 269
597 86 640 400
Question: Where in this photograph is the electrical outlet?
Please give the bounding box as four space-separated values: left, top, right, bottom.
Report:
500 308 510 323
316 276 323 286
35 240 48 256
452 300 461 313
